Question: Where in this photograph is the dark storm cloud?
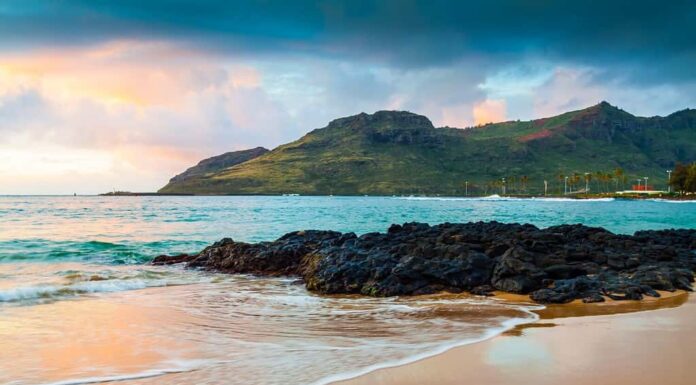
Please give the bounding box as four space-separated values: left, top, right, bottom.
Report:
1 0 694 83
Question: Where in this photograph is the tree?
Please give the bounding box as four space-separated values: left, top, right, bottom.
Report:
671 163 689 194
595 171 603 192
571 173 581 192
614 168 624 190
520 175 529 193
685 163 696 193
557 173 565 194
602 173 613 192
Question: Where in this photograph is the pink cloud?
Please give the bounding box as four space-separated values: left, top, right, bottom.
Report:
473 99 507 125
531 67 604 117
0 40 299 193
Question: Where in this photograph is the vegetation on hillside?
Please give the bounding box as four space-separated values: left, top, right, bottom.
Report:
165 147 269 185
159 102 696 195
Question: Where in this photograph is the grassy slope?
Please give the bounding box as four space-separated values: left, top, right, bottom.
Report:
159 103 696 195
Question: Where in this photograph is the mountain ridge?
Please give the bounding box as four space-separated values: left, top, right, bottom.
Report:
167 146 269 184
159 102 696 195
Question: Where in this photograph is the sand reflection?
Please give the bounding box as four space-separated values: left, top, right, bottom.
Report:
0 296 202 384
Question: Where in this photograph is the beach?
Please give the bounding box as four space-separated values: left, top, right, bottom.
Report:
1 196 695 385
338 291 694 385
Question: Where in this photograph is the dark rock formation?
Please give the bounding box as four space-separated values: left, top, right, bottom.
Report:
153 222 696 304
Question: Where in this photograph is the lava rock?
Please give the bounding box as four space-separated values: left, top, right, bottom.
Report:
152 221 696 304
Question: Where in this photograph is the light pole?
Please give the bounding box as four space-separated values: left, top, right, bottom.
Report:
501 178 506 195
644 177 649 191
564 176 568 195
667 170 672 193
465 181 469 196
544 180 548 196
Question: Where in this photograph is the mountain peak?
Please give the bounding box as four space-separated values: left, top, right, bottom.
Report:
327 110 433 130
568 101 634 121
589 101 625 114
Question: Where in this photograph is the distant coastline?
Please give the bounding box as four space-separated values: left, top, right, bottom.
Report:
99 191 194 196
99 191 696 200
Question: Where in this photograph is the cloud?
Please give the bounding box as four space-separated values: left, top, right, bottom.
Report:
0 41 304 193
529 67 696 118
473 99 507 125
0 40 491 193
0 1 693 83
0 1 694 193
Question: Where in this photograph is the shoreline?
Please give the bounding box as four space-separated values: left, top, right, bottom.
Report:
93 192 696 201
311 304 540 385
334 291 693 385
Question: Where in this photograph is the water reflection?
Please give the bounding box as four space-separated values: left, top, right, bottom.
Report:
0 272 537 385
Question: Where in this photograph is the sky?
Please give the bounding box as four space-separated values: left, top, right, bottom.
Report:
1 0 695 194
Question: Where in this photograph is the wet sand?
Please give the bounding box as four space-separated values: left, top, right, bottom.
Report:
337 291 694 385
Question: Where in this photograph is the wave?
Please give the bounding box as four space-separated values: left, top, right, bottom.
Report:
1 271 544 385
0 267 210 303
531 196 615 202
0 279 172 303
396 194 615 202
42 359 211 385
0 239 207 264
311 305 539 385
646 198 696 203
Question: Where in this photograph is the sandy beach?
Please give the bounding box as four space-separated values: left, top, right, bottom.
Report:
338 292 694 385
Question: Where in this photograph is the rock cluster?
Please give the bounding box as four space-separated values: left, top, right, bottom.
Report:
152 222 696 304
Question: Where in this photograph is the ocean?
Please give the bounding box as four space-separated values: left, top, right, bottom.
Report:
1 195 694 385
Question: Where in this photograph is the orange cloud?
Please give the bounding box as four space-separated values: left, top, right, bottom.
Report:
0 40 261 107
440 104 474 128
473 99 506 125
0 40 282 193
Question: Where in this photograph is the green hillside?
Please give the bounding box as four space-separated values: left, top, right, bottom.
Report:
159 102 696 195
165 147 269 186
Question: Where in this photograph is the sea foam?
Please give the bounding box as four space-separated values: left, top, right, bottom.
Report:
0 279 170 302
397 194 615 202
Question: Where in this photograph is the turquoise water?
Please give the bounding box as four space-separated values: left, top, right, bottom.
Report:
1 195 694 264
0 195 694 385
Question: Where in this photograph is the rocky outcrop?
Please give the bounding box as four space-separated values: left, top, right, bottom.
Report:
326 110 442 146
153 222 696 304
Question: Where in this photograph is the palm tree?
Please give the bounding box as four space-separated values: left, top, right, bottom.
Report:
605 173 613 192
571 173 580 192
595 171 604 192
520 175 529 194
614 167 624 191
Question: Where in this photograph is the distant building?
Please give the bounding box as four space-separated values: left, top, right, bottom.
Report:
631 184 654 191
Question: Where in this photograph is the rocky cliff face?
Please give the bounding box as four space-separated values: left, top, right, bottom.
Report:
153 221 696 304
327 110 434 131
323 110 442 146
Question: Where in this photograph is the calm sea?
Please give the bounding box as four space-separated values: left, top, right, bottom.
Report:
0 195 694 385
